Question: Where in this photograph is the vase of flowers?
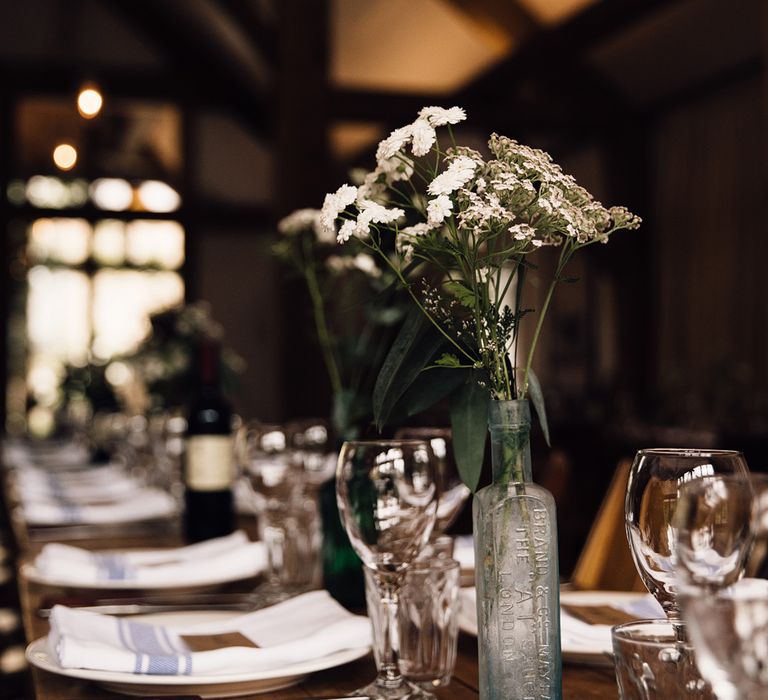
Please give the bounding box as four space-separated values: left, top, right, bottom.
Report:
476 398 561 698
320 105 640 698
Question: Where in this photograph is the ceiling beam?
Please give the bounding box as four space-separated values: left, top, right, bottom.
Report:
458 0 685 127
103 0 272 137
212 0 278 67
443 0 539 46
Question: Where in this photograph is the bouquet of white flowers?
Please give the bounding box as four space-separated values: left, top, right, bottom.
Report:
321 106 640 487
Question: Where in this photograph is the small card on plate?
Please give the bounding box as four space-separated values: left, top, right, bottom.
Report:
180 632 259 652
561 604 639 626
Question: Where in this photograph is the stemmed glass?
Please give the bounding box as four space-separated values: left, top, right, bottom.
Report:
336 440 438 700
393 428 470 547
674 474 768 700
625 448 749 624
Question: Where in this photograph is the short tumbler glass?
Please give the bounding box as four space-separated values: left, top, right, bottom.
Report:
612 619 714 700
365 558 460 693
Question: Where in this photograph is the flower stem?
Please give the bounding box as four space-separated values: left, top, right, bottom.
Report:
302 237 343 394
519 245 572 398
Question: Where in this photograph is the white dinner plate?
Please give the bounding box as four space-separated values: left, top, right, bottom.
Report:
458 588 662 667
26 609 370 698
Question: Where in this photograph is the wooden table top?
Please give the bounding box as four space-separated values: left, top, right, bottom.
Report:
17 569 619 699
7 499 618 698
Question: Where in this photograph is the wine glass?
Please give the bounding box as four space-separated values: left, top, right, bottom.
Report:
393 428 471 545
336 440 438 700
675 474 768 699
625 448 749 623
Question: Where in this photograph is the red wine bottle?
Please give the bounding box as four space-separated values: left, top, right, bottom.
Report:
183 339 235 542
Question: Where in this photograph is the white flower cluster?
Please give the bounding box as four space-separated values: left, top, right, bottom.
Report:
326 252 382 277
336 198 405 244
278 208 337 245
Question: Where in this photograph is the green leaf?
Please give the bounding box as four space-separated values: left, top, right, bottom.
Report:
450 373 489 492
435 353 461 368
444 280 475 308
526 368 551 447
372 307 444 429
391 366 467 421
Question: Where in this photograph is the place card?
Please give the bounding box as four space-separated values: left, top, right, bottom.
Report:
562 604 639 626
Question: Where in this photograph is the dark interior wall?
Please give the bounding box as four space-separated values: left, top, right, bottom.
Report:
654 75 768 431
194 228 281 422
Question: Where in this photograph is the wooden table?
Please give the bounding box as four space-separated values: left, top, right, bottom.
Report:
7 496 618 698
17 567 618 699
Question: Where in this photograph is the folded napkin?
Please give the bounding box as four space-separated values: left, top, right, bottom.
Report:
21 487 177 526
4 440 91 469
49 590 371 676
16 465 140 504
35 531 266 586
453 535 475 570
459 587 664 653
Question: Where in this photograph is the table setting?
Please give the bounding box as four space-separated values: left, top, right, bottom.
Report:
6 103 765 700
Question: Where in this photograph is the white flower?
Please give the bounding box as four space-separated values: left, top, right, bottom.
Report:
336 219 356 244
418 106 467 126
410 118 436 157
352 253 381 277
325 255 347 273
359 199 404 224
379 154 414 182
396 235 415 263
401 223 432 237
427 194 453 225
376 125 412 162
339 199 405 241
509 223 536 240
278 208 321 235
356 170 387 201
320 184 357 240
428 156 477 196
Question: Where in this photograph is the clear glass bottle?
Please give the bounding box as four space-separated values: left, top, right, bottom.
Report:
473 400 562 700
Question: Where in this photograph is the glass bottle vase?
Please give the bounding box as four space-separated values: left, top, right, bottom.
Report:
473 399 562 700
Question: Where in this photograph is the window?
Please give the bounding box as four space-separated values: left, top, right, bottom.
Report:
5 97 185 434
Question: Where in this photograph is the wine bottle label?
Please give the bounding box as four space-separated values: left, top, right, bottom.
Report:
186 435 234 491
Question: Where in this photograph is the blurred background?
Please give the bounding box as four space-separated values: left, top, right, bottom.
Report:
0 0 766 626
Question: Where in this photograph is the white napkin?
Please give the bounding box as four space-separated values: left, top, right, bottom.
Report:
453 535 475 570
21 487 177 526
459 587 664 654
49 590 371 676
35 531 266 586
3 440 91 469
15 465 140 504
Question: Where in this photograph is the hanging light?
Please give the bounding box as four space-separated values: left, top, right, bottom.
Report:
53 144 77 171
77 84 103 119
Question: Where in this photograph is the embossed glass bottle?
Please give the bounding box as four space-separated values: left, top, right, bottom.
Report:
473 400 562 700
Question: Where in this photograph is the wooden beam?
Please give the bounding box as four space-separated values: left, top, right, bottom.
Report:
213 0 278 66
275 0 333 420
103 0 271 137
444 0 539 45
0 95 11 431
457 0 684 131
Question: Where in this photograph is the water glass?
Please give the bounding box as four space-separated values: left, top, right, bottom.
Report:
675 474 768 699
612 620 714 699
364 558 459 692
260 494 322 592
397 558 460 689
